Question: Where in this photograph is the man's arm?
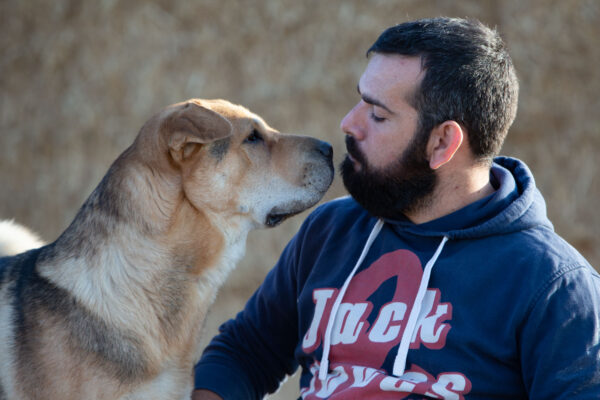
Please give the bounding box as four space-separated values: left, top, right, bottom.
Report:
521 265 600 398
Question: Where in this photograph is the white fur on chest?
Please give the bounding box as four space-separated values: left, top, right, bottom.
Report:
199 222 249 291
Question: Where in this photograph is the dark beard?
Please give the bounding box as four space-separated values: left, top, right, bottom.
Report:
340 129 436 220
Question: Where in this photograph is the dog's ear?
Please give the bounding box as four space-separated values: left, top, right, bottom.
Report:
164 102 233 163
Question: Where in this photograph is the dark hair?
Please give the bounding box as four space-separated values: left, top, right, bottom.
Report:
368 17 519 163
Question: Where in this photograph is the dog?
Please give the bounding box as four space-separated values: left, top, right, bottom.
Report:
0 98 334 400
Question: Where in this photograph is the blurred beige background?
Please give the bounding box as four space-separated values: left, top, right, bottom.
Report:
1 0 599 398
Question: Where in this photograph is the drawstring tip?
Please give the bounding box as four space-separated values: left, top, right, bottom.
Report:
393 365 405 377
318 359 329 381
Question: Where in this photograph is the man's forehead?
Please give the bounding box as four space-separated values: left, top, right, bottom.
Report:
359 54 423 106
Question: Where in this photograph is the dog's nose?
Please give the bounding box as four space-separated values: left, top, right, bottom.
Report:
316 141 333 159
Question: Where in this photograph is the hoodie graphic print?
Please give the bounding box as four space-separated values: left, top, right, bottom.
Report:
300 247 470 399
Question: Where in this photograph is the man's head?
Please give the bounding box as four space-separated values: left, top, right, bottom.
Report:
340 17 519 219
368 17 519 162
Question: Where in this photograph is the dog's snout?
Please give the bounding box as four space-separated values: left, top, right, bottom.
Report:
316 141 333 159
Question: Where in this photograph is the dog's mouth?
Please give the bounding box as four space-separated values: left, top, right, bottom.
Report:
265 202 308 228
265 211 299 228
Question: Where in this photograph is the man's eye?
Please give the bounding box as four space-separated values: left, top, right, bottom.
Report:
370 113 386 123
244 129 263 143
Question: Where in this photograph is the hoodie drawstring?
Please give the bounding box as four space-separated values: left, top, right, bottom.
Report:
392 235 448 376
317 222 449 381
318 219 384 381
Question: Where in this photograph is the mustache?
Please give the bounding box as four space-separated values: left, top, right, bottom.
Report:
345 136 366 164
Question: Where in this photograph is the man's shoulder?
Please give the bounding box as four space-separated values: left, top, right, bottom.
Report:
524 226 590 265
505 225 597 285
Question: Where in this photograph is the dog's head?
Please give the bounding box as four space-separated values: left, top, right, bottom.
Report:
136 99 334 231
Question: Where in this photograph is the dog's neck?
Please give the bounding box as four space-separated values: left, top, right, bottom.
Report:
37 158 253 364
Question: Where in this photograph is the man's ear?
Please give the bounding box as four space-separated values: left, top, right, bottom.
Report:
163 101 233 164
427 121 464 170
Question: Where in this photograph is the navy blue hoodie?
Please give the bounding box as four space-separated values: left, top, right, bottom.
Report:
194 157 600 399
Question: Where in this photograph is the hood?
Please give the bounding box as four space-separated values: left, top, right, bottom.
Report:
384 156 552 240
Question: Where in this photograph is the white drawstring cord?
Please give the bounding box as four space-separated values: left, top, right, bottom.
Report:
318 219 384 381
392 235 449 376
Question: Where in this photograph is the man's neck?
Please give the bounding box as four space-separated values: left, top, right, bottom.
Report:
405 166 495 225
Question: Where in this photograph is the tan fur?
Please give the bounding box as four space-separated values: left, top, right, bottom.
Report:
0 99 333 399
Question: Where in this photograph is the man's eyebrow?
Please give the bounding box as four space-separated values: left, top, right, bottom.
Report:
357 85 395 115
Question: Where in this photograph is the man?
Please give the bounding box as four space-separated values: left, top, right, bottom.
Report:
193 17 600 399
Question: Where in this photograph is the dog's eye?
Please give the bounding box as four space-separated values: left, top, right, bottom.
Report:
244 129 263 144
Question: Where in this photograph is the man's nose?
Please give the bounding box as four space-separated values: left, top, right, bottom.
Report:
340 102 364 140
